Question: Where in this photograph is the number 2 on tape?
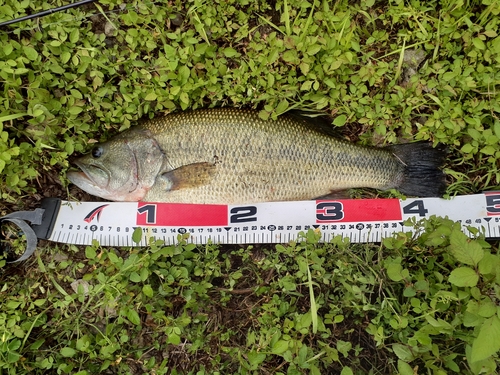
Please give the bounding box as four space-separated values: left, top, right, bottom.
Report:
230 206 257 223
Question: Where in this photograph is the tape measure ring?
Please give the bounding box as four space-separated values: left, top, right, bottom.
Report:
0 217 38 263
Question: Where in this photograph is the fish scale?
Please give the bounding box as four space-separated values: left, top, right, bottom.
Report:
142 109 402 203
68 108 446 204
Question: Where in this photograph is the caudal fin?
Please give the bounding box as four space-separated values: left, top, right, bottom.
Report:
387 142 447 197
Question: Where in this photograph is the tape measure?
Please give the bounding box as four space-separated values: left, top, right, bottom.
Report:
2 192 500 262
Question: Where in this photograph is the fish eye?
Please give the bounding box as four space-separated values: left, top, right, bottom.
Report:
91 146 104 158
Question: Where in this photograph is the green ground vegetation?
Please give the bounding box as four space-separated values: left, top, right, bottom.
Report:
1 0 500 373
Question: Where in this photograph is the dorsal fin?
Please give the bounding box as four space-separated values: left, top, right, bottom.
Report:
284 110 340 137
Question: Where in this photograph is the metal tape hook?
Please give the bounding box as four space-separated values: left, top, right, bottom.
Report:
1 208 44 263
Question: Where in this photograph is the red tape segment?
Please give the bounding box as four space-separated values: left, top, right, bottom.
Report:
137 202 228 226
315 198 402 223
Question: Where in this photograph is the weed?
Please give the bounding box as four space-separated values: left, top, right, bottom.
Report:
1 0 500 373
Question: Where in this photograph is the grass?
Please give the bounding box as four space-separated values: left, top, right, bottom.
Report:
1 0 500 373
2 225 499 374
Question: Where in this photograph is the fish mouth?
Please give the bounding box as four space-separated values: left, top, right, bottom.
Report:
67 162 110 190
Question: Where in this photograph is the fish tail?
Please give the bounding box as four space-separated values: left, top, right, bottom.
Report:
387 142 447 197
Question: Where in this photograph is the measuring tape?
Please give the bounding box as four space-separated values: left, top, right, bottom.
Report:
2 192 500 262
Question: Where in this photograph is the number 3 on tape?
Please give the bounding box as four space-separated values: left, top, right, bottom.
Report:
316 202 344 221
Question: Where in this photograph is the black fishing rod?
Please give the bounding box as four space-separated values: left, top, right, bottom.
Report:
0 0 97 27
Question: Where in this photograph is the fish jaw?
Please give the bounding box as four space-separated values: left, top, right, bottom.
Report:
67 169 148 201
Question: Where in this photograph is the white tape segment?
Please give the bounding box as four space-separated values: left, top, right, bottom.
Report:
47 193 500 246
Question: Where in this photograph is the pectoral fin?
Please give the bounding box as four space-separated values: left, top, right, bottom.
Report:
160 162 217 191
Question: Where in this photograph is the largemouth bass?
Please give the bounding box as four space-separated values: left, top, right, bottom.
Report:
67 108 446 204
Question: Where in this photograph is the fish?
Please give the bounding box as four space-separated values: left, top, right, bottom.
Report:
67 107 446 204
